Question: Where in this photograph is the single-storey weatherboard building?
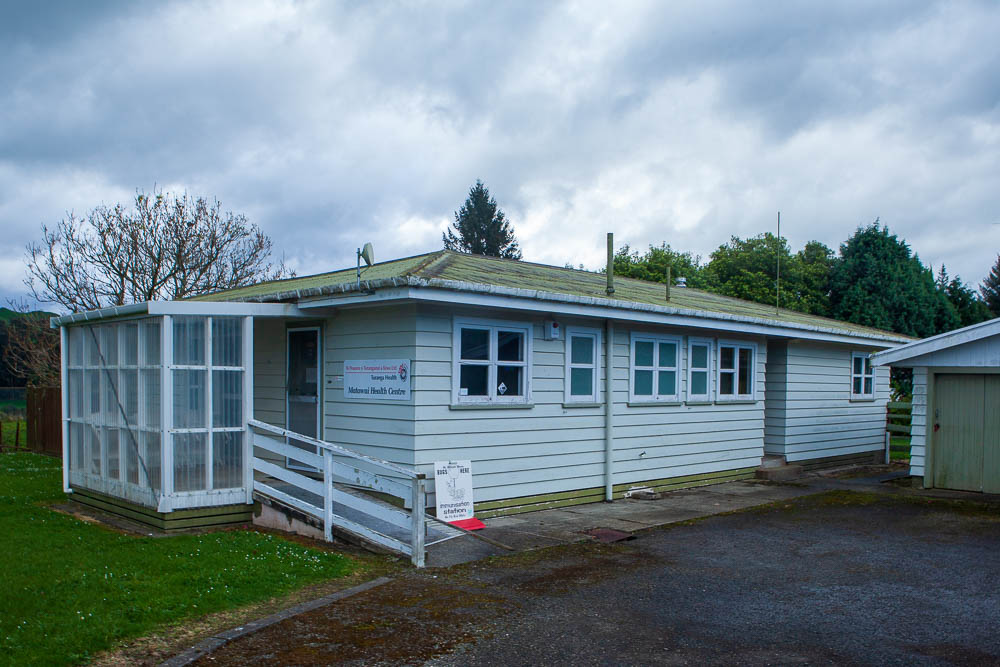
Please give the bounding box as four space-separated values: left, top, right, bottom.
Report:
873 317 1000 493
53 248 908 553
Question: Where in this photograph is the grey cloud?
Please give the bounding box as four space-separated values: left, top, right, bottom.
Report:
1 0 999 307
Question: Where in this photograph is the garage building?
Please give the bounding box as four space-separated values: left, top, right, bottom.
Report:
872 318 1000 493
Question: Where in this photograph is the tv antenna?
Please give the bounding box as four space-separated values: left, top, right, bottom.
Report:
357 242 374 288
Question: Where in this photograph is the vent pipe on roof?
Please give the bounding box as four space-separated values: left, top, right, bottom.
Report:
606 233 615 296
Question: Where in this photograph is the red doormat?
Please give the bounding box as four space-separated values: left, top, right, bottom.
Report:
450 517 486 531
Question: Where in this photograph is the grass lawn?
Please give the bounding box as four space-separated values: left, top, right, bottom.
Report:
1 419 28 450
0 453 360 665
890 435 911 461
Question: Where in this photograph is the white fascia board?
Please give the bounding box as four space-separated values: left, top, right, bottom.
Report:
147 301 308 318
51 300 307 327
299 285 905 347
871 317 1000 366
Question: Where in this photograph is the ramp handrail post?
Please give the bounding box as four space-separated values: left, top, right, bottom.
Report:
411 476 426 567
323 449 334 542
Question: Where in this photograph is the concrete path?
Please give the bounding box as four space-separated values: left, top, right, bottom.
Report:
426 479 819 567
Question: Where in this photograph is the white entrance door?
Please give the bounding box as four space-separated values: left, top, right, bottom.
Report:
286 327 321 471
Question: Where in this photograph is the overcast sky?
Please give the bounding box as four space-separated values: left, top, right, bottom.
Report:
2 0 998 310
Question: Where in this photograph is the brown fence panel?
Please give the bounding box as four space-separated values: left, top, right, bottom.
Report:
26 387 62 457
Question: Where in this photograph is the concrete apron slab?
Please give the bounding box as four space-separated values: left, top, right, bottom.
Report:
427 481 821 567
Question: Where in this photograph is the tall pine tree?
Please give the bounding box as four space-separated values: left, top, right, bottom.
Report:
980 254 1000 316
443 180 522 259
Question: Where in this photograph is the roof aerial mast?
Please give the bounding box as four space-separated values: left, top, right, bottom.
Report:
775 211 780 316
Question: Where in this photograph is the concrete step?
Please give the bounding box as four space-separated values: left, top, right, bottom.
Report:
755 465 804 482
759 455 787 469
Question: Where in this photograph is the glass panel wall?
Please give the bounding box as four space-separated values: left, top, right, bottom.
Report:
170 315 245 494
65 314 247 509
65 318 163 507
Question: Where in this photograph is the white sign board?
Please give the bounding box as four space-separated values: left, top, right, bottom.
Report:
343 359 411 400
434 460 475 522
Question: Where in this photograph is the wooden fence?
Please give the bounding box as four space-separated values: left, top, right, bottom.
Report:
886 401 912 458
26 386 61 457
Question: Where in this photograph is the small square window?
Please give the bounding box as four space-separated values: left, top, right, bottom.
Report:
687 339 713 402
454 320 531 404
565 329 600 403
851 352 875 399
717 342 755 401
629 333 681 402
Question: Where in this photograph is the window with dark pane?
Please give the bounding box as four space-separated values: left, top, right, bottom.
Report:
497 331 524 362
460 365 489 396
460 328 489 360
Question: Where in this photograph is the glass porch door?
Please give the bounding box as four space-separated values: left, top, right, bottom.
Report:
286 328 321 470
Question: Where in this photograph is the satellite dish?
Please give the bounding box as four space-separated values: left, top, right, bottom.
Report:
360 242 374 267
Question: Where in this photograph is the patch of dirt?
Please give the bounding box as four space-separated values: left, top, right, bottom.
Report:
195 574 512 666
190 539 667 665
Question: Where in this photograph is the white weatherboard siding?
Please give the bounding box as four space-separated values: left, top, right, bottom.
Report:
910 367 928 478
763 340 788 456
412 304 766 504
253 318 287 464
611 326 766 488
766 341 889 462
323 306 416 468
894 334 1000 368
253 318 286 428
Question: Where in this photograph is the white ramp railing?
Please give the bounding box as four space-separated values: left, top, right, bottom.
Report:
248 419 427 567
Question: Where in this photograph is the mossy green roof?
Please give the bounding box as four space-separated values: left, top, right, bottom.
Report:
195 250 905 341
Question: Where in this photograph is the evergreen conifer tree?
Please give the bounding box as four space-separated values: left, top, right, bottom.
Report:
442 180 522 259
980 255 1000 316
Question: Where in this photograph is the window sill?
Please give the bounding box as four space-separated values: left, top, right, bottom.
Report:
627 400 683 407
849 396 876 402
449 403 534 410
562 401 603 408
684 400 714 406
715 399 759 405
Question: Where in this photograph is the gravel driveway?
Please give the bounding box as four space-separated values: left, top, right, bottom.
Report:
197 491 1000 666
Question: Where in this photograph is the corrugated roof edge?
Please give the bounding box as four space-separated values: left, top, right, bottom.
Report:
225 274 910 344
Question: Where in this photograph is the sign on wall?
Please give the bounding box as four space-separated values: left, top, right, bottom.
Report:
343 359 411 400
434 460 475 522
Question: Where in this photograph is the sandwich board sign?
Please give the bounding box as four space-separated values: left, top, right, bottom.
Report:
434 460 482 529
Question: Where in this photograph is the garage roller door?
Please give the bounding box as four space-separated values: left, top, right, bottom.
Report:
933 374 1000 493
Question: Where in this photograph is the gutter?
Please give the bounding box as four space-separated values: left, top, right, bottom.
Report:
50 303 149 328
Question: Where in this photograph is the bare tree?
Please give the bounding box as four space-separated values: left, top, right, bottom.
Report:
4 300 60 387
26 188 293 311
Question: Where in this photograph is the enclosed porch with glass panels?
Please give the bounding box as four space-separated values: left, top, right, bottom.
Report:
63 313 253 513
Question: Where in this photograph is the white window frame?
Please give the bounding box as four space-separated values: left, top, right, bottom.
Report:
716 340 757 402
629 333 682 403
452 318 532 405
851 351 875 400
687 337 714 402
564 327 601 403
